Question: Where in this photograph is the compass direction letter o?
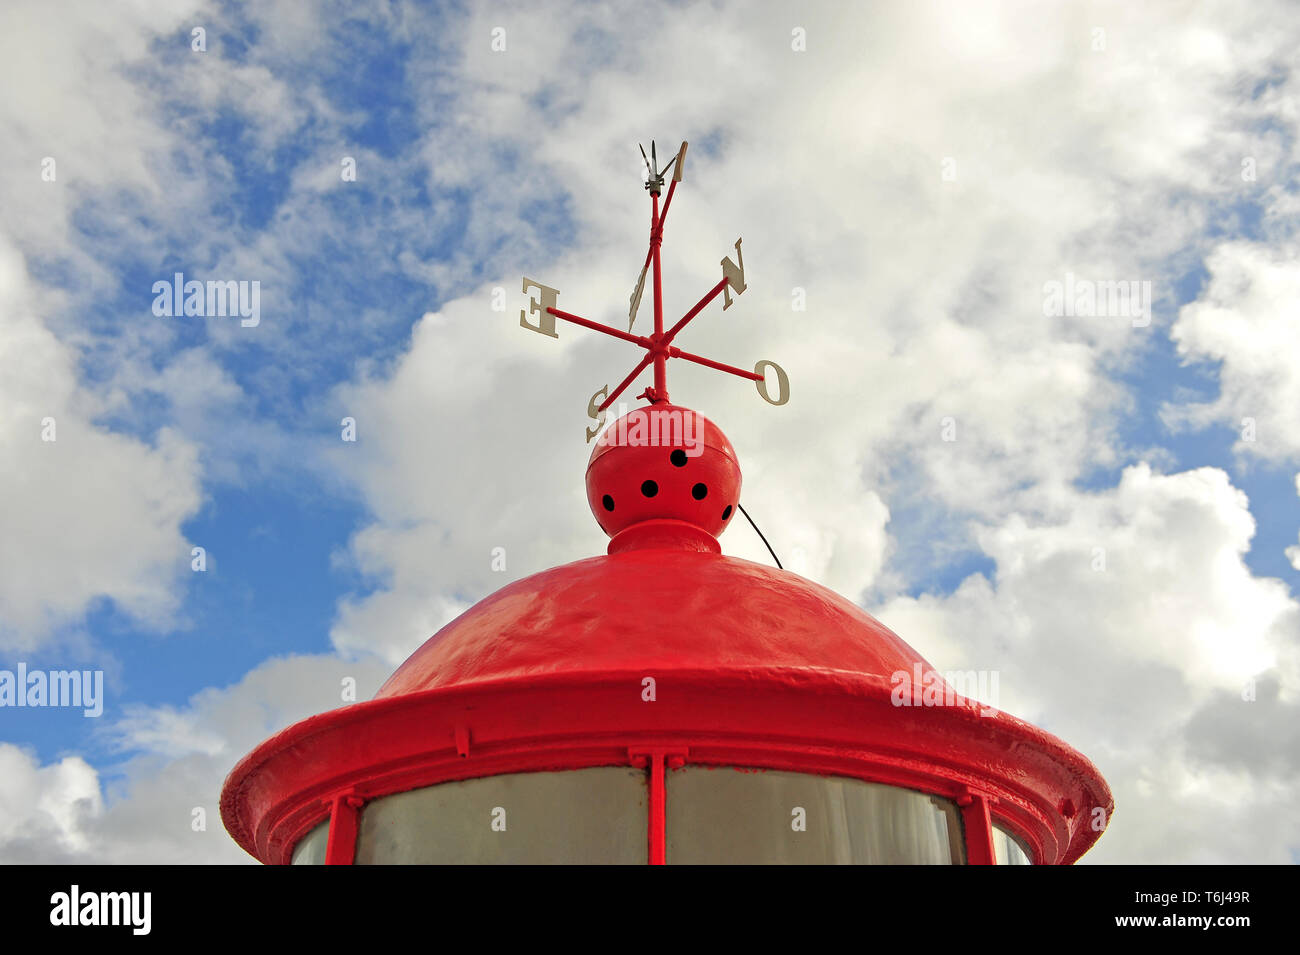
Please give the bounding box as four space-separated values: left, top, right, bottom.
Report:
520 277 560 338
754 360 789 406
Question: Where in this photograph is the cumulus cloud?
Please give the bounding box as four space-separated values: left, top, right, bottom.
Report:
4 0 1300 866
0 0 204 258
1163 242 1300 461
0 236 203 650
0 653 392 864
330 0 1300 632
874 464 1300 863
0 744 102 859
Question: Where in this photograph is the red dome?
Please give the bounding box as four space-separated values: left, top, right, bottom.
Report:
221 405 1112 866
378 550 927 697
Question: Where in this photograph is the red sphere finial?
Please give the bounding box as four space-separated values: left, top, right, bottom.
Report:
586 404 741 554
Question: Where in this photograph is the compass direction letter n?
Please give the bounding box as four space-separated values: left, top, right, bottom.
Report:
720 238 746 310
520 277 560 338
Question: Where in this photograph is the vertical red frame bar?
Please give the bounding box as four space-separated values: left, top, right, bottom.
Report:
324 792 363 865
648 753 666 865
650 190 666 398
632 749 675 864
958 790 996 865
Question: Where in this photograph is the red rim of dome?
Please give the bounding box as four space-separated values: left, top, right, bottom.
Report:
220 668 1112 865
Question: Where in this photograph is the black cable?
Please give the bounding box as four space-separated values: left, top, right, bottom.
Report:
737 502 782 569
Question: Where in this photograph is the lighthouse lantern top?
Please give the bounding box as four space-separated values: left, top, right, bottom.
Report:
219 140 1113 868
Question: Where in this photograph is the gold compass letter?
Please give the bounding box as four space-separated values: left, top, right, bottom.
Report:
720 238 746 310
520 277 560 338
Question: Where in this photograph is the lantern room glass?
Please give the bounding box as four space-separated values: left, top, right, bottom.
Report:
353 767 649 864
993 824 1033 865
290 819 329 865
289 765 976 864
666 767 964 864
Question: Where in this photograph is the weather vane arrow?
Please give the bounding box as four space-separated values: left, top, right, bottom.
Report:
517 139 790 441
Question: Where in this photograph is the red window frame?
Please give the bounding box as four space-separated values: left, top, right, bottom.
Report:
309 758 1009 866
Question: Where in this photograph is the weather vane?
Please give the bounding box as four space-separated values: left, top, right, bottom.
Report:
517 139 790 441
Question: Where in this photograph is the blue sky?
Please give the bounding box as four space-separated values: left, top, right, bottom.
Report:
2 0 1299 863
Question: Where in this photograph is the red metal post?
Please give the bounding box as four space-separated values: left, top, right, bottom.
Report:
600 350 657 411
547 307 653 348
648 753 666 865
957 789 997 865
630 749 668 865
659 177 678 226
664 277 729 344
323 792 363 865
651 191 666 401
667 345 764 382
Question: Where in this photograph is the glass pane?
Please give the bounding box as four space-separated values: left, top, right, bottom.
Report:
355 767 648 864
666 767 964 864
290 819 329 865
993 824 1033 865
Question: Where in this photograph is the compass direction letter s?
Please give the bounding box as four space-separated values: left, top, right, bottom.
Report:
586 385 610 443
520 277 560 338
720 238 746 310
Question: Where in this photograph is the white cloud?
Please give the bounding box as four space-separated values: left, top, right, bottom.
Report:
1164 242 1300 461
331 0 1300 646
0 744 102 857
3 0 1300 865
0 653 392 863
0 0 204 257
0 236 203 650
874 464 1300 863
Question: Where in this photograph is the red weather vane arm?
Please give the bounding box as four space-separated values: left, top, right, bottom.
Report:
517 139 790 440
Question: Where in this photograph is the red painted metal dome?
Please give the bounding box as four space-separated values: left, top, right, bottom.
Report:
377 401 956 701
378 548 934 696
222 405 1112 866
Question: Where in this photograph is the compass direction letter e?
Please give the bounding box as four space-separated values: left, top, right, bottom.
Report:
520 277 560 338
721 238 746 310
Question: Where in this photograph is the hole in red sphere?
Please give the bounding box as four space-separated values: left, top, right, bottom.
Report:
722 505 733 520
641 480 658 498
602 494 615 511
692 483 708 500
670 449 688 467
